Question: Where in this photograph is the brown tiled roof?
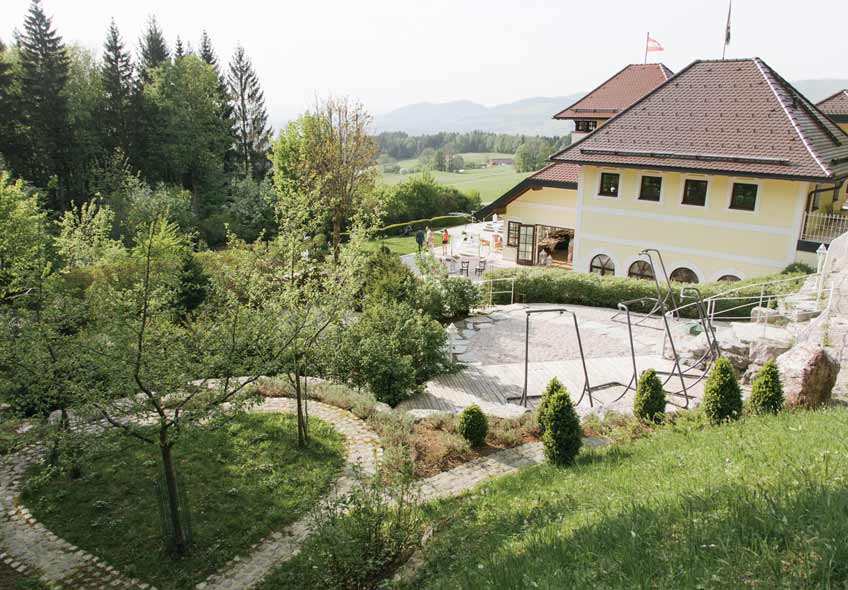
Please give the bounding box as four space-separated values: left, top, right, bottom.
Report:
551 58 848 181
818 90 848 121
476 163 578 219
530 162 580 183
553 64 673 120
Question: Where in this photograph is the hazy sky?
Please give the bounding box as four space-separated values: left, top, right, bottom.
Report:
4 0 847 124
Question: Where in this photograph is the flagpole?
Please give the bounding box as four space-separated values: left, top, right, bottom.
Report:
722 0 732 59
644 31 649 64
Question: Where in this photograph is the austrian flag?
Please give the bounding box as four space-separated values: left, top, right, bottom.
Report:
646 36 664 52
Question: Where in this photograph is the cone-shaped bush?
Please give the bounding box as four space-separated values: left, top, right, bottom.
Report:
633 369 666 422
748 360 784 415
537 378 582 465
457 404 488 446
536 376 564 436
702 357 743 424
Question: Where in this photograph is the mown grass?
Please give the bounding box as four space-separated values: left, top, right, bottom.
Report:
21 413 344 590
364 234 421 256
381 164 530 203
400 408 848 590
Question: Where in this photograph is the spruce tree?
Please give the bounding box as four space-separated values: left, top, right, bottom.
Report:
174 36 185 60
227 46 271 178
16 0 72 209
0 38 17 167
199 31 235 171
138 15 169 83
101 20 134 155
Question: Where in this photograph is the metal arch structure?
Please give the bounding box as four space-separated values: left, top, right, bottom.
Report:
507 250 720 411
610 248 679 329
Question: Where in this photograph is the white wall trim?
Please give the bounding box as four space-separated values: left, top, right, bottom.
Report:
724 177 762 214
583 247 621 276
580 232 785 269
508 202 577 214
666 259 706 284
787 182 808 263
573 167 586 267
580 205 793 236
710 268 747 282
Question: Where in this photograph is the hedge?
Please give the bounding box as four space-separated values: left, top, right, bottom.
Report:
379 214 472 237
481 267 806 320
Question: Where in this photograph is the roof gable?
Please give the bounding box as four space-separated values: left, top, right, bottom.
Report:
553 63 673 120
552 58 848 181
817 90 848 119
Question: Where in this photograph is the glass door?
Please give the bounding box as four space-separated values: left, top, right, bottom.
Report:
516 224 535 265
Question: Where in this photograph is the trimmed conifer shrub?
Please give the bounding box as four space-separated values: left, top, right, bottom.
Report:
702 357 743 424
536 376 564 436
537 379 582 466
748 360 784 415
633 369 666 422
457 404 488 447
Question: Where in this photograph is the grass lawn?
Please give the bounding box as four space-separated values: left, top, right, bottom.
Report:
364 234 421 256
0 560 48 590
21 413 344 590
382 162 531 204
400 408 848 589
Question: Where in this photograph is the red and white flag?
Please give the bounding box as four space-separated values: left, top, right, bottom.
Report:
646 36 664 52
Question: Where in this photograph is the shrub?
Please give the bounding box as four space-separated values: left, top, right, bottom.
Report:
441 277 482 319
303 466 423 590
482 267 806 320
633 369 666 422
537 378 582 465
702 357 743 424
748 360 784 415
782 261 815 275
331 301 449 406
456 404 488 447
536 376 564 436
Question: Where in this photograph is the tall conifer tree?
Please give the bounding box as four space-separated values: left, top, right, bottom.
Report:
0 38 17 168
199 31 235 171
16 0 72 209
101 20 134 155
227 46 271 178
138 15 169 83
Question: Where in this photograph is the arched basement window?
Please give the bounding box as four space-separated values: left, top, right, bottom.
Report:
628 260 655 280
717 274 741 282
590 254 615 276
670 267 699 284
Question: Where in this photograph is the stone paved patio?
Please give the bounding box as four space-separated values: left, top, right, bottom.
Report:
399 303 708 418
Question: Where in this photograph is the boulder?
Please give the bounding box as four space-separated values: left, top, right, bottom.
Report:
750 306 787 325
748 338 793 366
406 408 446 422
776 342 839 408
715 331 750 371
372 401 393 414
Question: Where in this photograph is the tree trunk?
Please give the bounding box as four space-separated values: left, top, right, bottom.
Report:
295 366 306 447
332 212 342 265
60 408 82 480
159 439 188 556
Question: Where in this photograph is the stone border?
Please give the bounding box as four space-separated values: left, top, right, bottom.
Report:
0 398 382 590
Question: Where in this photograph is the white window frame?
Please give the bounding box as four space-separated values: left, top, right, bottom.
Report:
596 170 621 199
636 172 664 204
680 175 710 209
726 178 761 214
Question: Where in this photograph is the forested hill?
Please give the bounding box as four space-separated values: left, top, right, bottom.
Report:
374 94 584 136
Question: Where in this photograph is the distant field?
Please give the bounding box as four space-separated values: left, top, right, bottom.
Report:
382 152 530 203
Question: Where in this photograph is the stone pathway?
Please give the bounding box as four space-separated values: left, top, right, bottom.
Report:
416 436 609 502
0 398 381 590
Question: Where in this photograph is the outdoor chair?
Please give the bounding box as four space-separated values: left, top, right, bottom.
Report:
475 260 486 276
460 260 470 276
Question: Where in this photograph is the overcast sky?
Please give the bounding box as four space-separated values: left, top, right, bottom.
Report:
4 0 847 124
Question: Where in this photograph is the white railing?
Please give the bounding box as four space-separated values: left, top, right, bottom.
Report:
481 277 515 310
799 212 848 244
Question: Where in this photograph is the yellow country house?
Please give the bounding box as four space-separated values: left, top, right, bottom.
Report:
479 58 848 283
818 89 848 134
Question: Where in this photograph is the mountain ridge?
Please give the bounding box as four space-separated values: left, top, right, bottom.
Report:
374 78 848 137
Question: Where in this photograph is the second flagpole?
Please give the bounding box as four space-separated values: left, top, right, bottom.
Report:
644 31 649 64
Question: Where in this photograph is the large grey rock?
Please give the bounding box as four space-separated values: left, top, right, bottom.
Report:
406 409 446 422
777 342 839 408
731 322 793 346
750 306 787 325
749 338 793 366
372 401 393 414
715 331 750 371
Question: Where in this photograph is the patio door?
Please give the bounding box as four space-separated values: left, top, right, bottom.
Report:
516 224 535 265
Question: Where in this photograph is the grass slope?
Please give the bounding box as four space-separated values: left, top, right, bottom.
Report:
405 408 848 589
22 413 344 590
382 161 531 203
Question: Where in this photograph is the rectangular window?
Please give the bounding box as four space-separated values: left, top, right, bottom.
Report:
599 172 620 197
575 120 597 133
682 179 708 206
507 221 520 247
638 176 662 201
729 182 758 211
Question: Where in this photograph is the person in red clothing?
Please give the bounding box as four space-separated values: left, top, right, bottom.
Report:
441 228 450 256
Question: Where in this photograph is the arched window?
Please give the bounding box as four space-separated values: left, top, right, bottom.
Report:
628 260 655 280
590 254 615 276
717 274 741 282
670 267 699 283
